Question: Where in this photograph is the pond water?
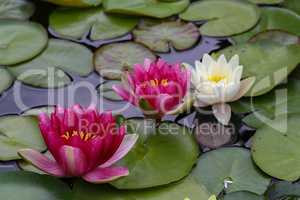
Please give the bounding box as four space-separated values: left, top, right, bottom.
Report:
0 0 253 173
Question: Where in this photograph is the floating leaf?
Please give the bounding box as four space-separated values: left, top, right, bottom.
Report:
248 0 284 4
0 68 13 94
249 30 300 45
215 41 300 96
111 119 199 189
252 114 300 181
233 7 300 44
0 0 35 20
191 147 270 195
103 0 189 18
180 0 260 37
21 106 55 116
224 192 264 200
46 0 102 7
0 171 72 200
0 20 48 65
133 19 200 53
284 0 300 15
267 181 300 200
73 176 211 200
49 7 138 40
0 115 46 161
98 80 123 101
8 39 93 88
94 42 156 80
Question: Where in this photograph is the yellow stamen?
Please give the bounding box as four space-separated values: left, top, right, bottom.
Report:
79 131 85 139
61 131 96 141
208 75 226 83
150 79 159 87
161 79 168 86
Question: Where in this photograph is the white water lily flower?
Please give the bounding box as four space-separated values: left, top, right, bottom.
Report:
185 54 255 125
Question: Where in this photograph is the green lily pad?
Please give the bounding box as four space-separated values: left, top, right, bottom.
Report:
0 68 13 94
46 0 102 7
98 80 123 101
248 0 284 4
0 20 48 65
49 7 138 41
0 171 72 200
21 106 55 116
111 119 199 189
191 147 270 195
0 115 46 161
267 182 300 200
252 114 300 181
103 0 189 18
0 0 34 20
94 42 156 80
284 0 300 15
232 7 300 44
8 39 93 88
223 192 264 200
249 30 300 45
133 19 200 53
179 0 260 37
215 41 300 96
73 176 211 200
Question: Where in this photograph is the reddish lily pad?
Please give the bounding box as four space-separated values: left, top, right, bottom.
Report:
94 42 156 80
0 68 13 94
133 20 200 53
49 7 138 40
0 0 35 20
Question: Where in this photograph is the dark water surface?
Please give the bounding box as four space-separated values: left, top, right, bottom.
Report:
0 0 234 172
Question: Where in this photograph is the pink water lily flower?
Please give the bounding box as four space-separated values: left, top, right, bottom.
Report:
18 105 138 184
113 58 190 119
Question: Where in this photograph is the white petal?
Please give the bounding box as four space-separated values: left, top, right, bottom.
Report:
193 100 209 108
224 83 241 101
228 55 239 69
217 54 227 67
212 103 231 125
202 54 214 67
232 65 243 83
231 77 256 101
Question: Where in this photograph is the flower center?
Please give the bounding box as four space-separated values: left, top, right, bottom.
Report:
208 75 226 83
61 131 96 141
142 79 169 87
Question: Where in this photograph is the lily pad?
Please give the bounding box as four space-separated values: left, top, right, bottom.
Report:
133 19 200 53
267 182 300 200
46 0 102 7
252 114 300 181
215 41 300 96
73 176 211 200
8 39 93 88
249 30 300 45
49 7 138 40
0 171 72 200
21 106 55 116
98 80 123 101
0 20 48 65
111 119 199 189
0 68 13 94
103 0 189 18
179 0 260 37
94 42 156 80
233 7 300 44
0 0 35 20
223 192 264 200
0 115 46 161
284 0 300 15
248 0 284 4
191 147 270 195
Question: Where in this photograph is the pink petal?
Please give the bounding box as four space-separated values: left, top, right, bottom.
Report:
18 149 65 177
100 134 138 168
83 166 129 184
58 145 88 177
112 85 135 105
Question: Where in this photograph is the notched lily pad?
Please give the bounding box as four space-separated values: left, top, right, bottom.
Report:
249 30 300 45
233 7 300 43
180 0 260 37
98 80 123 101
49 7 138 41
111 119 199 189
94 42 156 80
0 0 35 20
191 147 270 195
0 115 46 161
252 114 300 181
103 0 189 18
0 68 13 94
133 19 200 53
0 20 48 65
8 39 93 88
215 41 300 96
